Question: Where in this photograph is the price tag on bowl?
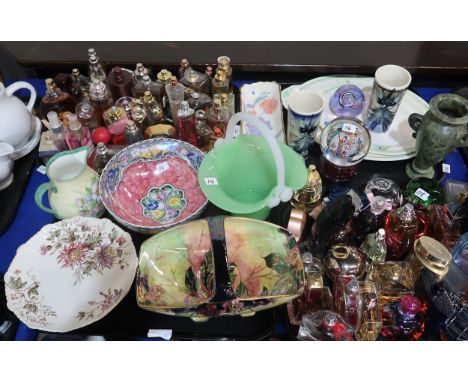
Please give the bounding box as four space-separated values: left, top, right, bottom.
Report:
204 177 218 186
414 188 430 201
155 161 169 175
342 123 357 134
442 163 451 173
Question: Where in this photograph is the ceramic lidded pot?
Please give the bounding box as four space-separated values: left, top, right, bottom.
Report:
324 244 367 281
406 93 468 179
0 81 37 148
34 146 104 219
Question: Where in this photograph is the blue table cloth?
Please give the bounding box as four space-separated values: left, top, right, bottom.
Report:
1 80 466 340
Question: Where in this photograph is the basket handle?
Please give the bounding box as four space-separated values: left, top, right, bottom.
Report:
215 112 292 208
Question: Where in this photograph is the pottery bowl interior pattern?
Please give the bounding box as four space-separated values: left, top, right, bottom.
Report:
99 138 207 234
136 216 305 321
4 216 138 332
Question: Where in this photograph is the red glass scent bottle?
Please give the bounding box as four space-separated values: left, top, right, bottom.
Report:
65 114 93 150
177 101 198 148
384 203 418 261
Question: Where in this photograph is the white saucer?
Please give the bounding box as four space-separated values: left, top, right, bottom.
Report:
12 116 41 160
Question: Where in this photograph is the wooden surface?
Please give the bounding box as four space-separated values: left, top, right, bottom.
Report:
3 41 468 75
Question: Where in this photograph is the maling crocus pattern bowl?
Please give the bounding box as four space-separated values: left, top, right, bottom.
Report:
99 138 208 234
4 216 137 332
136 216 305 321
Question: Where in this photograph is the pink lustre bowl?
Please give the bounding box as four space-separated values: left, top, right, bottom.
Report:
99 138 208 234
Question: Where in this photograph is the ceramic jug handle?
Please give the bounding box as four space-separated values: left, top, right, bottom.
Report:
6 81 37 112
218 112 292 208
34 182 57 215
408 113 423 137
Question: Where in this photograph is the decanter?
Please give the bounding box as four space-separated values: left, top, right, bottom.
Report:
107 66 133 100
384 203 418 261
206 98 229 142
88 48 107 84
165 76 185 127
217 55 233 92
291 164 322 212
177 101 198 147
142 91 165 126
355 281 383 341
65 114 92 150
40 78 77 120
360 228 387 266
380 295 425 340
212 68 230 94
75 97 98 131
46 111 67 151
355 195 387 241
298 310 355 341
195 110 213 152
88 79 114 126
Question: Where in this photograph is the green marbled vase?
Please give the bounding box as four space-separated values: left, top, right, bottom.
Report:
406 93 468 179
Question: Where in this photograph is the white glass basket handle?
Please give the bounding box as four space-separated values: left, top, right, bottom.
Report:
215 112 293 208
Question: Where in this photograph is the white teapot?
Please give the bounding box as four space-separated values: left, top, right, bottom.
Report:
0 81 37 148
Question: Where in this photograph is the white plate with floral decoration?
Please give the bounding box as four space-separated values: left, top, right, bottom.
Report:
281 75 429 160
4 216 137 332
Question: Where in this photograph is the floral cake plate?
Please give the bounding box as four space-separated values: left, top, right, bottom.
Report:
281 76 429 161
4 216 137 332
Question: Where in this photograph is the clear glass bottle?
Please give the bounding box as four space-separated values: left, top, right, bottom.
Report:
384 203 419 261
212 68 230 94
40 78 77 120
88 48 107 84
143 91 165 126
188 92 212 112
217 56 233 92
132 63 150 85
71 68 90 98
220 93 235 117
46 111 67 151
124 120 144 145
181 68 209 94
291 164 322 212
177 101 198 148
360 228 387 266
355 195 387 241
65 114 92 150
333 275 363 328
178 58 190 80
355 281 383 341
206 98 229 143
89 79 114 126
165 76 185 127
75 97 98 131
115 97 134 120
298 310 355 341
195 110 213 152
107 66 133 100
94 142 110 174
380 294 425 340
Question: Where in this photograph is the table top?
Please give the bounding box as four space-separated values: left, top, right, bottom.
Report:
1 78 467 340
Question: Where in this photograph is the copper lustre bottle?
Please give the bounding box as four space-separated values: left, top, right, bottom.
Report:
107 66 133 100
40 78 77 120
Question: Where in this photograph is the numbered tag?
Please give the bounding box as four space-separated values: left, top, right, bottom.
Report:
342 123 357 133
147 329 172 340
414 188 430 201
233 124 241 138
36 165 47 175
442 163 451 173
155 161 169 175
204 177 218 186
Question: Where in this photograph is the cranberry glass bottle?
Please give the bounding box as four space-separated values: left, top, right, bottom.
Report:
385 203 418 261
177 101 198 148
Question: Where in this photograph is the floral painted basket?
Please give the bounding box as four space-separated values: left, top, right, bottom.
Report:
4 216 138 332
136 216 305 321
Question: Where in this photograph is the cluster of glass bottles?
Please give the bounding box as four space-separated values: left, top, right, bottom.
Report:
290 174 467 341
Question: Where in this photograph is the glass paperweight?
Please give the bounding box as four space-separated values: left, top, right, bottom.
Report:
403 178 446 209
364 177 403 210
355 280 383 341
298 310 355 341
333 275 363 328
319 117 371 182
329 84 365 117
324 244 366 281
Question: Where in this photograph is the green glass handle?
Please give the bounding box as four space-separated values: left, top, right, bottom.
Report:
34 182 57 214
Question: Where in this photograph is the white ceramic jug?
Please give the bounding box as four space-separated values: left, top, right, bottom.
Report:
0 81 37 148
0 141 14 190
